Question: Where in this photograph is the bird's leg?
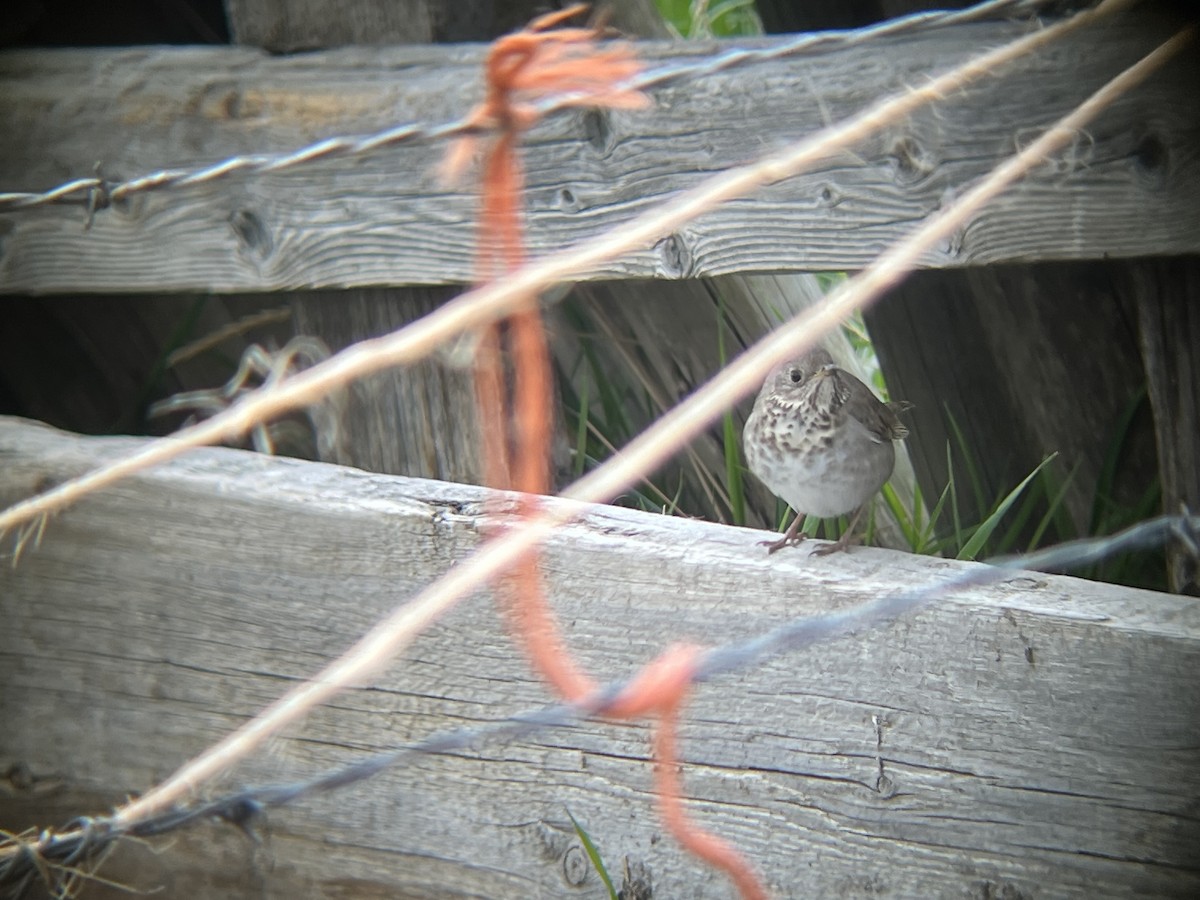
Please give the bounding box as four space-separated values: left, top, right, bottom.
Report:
760 511 807 554
812 506 865 556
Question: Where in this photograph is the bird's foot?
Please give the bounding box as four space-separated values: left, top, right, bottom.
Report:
760 532 808 555
811 531 860 556
761 514 808 555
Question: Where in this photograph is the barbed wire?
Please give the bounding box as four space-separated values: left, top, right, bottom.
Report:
0 1 1178 894
0 0 1172 845
0 0 1065 216
3 509 1194 896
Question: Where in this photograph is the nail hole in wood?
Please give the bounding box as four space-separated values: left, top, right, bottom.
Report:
562 844 588 886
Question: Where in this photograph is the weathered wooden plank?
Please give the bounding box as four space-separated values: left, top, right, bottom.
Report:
866 257 1199 593
224 0 547 51
221 0 499 489
2 417 1198 898
866 261 1155 536
0 15 1196 294
1135 256 1200 595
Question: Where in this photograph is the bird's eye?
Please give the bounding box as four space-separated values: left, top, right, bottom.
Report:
788 368 802 384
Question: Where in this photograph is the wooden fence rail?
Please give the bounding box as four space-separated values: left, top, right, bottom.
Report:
2 417 1198 897
1 15 1197 294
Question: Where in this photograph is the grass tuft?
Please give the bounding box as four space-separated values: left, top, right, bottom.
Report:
567 809 617 899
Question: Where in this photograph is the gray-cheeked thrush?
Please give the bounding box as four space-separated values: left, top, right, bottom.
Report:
744 347 908 555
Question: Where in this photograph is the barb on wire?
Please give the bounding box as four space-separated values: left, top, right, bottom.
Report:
0 0 1062 215
4 510 1194 897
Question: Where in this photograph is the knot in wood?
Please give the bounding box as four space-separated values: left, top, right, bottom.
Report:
562 843 589 886
1132 133 1168 190
656 233 693 278
888 135 935 186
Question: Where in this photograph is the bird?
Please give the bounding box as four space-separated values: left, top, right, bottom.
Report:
743 347 908 555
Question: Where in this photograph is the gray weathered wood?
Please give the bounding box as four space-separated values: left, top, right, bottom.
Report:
224 0 546 51
866 257 1200 594
221 0 498 486
1135 257 1200 595
0 17 1196 294
2 417 1198 898
286 286 485 481
220 0 918 532
226 0 437 49
866 261 1156 537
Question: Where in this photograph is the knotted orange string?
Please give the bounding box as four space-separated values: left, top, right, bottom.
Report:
449 1 647 706
451 8 764 897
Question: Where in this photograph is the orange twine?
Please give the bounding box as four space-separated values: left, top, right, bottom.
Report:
451 8 765 897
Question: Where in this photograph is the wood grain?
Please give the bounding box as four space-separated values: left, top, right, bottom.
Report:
0 16 1196 294
866 261 1156 537
1135 256 1200 595
2 417 1198 898
220 0 497 489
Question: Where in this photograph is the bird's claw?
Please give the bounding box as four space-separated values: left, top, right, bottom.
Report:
760 533 808 555
811 534 859 556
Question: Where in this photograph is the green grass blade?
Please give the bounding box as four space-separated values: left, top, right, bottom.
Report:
706 0 763 36
573 375 591 479
664 472 687 516
1027 463 1079 551
947 441 965 553
921 479 954 555
567 810 617 900
654 0 692 35
910 476 925 536
945 408 988 520
723 412 746 525
1090 386 1148 535
995 468 1044 555
880 481 916 550
957 454 1057 561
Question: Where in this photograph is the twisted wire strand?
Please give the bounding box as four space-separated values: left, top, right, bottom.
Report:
0 0 1058 214
3 510 1193 891
0 0 1170 891
0 0 1172 841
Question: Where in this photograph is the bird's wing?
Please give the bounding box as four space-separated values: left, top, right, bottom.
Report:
840 374 909 442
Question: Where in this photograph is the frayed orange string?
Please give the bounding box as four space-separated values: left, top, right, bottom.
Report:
652 698 769 900
455 8 765 897
459 3 640 699
608 645 767 900
473 324 512 488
